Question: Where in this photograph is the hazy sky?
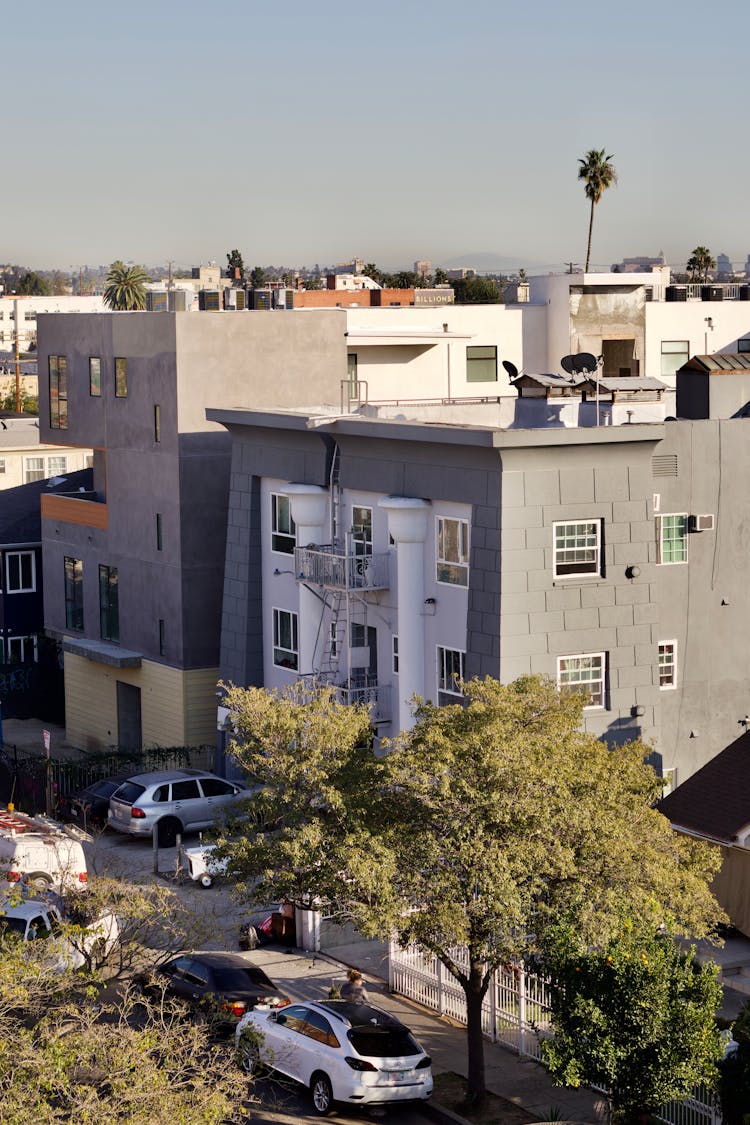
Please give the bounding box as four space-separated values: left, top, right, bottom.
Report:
5 0 750 273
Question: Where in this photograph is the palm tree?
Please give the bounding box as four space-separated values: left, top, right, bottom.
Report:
686 246 715 284
578 149 617 273
103 261 150 310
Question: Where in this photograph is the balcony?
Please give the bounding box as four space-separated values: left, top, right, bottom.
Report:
41 491 108 530
299 674 392 724
295 546 390 591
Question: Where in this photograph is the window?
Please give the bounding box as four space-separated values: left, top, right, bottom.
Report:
661 767 678 798
660 341 689 377
329 621 338 660
159 618 166 656
7 635 37 663
154 404 161 442
24 457 45 483
466 345 498 383
553 520 602 578
47 456 67 476
659 641 677 689
99 565 119 642
24 310 36 322
89 357 101 396
557 654 606 709
437 646 465 699
0 460 6 474
6 551 36 593
392 635 399 675
271 494 296 554
64 557 84 631
303 1010 340 1048
200 777 236 797
739 338 750 354
347 352 358 388
48 355 68 430
657 514 688 564
114 357 127 397
156 513 163 551
172 780 201 801
437 517 469 586
273 608 298 670
352 505 372 556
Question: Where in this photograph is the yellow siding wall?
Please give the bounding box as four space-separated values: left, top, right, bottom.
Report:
64 653 220 752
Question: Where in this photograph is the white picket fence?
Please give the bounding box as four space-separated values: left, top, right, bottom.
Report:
388 941 722 1125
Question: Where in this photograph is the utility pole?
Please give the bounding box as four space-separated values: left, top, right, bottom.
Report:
167 259 174 289
13 312 21 414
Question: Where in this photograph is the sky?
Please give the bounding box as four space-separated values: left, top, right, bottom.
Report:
5 0 750 273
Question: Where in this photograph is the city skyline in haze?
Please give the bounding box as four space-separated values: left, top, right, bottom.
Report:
5 0 750 273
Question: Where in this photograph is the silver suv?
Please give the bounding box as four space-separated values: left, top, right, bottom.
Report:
108 769 251 847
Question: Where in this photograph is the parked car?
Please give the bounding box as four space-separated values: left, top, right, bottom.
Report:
139 950 289 1031
0 807 89 892
63 775 130 832
107 769 252 846
0 896 119 971
235 999 433 1116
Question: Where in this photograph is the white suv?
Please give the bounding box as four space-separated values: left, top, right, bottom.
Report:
108 769 251 846
235 999 433 1115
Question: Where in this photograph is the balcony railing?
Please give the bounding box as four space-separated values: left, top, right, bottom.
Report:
295 546 390 590
299 674 392 724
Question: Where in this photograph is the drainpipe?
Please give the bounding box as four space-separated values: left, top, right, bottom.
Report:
378 497 431 732
286 484 328 677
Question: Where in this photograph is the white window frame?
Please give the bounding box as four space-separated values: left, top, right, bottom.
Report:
0 459 6 474
436 517 470 587
557 653 606 709
392 635 399 675
272 607 299 671
271 493 296 555
24 456 45 483
657 513 688 565
351 505 373 556
6 551 36 593
660 340 689 377
7 634 38 663
661 767 678 797
658 640 677 690
437 645 465 698
47 455 67 476
553 519 602 579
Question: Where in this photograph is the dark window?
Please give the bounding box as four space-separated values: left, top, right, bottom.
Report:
304 1011 340 1047
64 556 84 631
154 404 161 442
89 357 101 396
99 565 119 642
171 780 201 801
466 345 497 382
48 355 68 429
347 1027 420 1057
739 338 750 354
156 513 163 551
275 1004 309 1033
115 357 127 397
112 781 146 804
152 785 169 802
158 618 166 657
271 494 296 554
200 778 235 797
212 965 276 991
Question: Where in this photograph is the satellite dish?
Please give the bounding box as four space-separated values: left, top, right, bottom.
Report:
560 352 599 376
502 360 519 381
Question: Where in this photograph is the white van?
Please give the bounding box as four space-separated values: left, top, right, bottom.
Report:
0 808 88 892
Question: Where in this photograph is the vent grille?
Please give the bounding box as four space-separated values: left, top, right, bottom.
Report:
652 454 678 477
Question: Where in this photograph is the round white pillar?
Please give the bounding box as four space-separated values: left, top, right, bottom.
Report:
378 497 431 732
286 484 329 678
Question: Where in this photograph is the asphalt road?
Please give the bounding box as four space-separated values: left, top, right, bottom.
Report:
244 1072 431 1124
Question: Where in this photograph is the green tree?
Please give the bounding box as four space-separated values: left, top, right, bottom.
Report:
103 260 150 310
434 267 448 285
51 270 68 295
249 265 266 288
219 676 724 1107
305 274 323 290
226 249 245 279
17 271 51 296
542 922 723 1123
452 276 502 303
718 996 750 1125
361 262 386 285
687 246 716 283
578 148 617 272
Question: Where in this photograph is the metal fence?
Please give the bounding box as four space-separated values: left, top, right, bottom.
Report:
389 941 723 1125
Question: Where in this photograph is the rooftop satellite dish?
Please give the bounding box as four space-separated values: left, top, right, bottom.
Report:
502 360 519 381
560 352 599 376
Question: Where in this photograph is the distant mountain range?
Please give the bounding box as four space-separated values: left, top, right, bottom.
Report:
436 252 558 274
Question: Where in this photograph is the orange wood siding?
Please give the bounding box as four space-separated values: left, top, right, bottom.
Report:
41 493 108 530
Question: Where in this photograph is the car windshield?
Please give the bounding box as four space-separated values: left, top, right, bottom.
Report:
212 966 276 991
347 1028 421 1057
91 780 122 798
112 782 146 804
0 916 27 937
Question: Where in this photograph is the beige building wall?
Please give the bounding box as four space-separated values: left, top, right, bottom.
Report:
64 653 219 751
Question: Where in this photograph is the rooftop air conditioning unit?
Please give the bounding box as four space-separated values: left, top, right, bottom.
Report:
689 513 714 532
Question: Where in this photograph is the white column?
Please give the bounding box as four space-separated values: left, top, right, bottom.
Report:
286 484 328 677
378 497 431 732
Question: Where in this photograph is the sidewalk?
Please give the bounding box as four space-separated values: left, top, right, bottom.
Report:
246 940 606 1124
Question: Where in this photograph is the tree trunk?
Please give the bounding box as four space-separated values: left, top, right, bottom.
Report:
585 199 595 272
463 963 487 1105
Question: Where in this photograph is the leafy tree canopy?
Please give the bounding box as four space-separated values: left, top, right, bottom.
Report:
103 260 150 310
17 271 51 296
219 675 724 1102
249 265 266 288
226 249 245 279
452 275 502 303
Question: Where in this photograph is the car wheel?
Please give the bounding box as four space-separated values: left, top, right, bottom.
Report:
157 818 181 848
239 1041 261 1075
27 872 53 890
310 1072 335 1116
199 873 213 888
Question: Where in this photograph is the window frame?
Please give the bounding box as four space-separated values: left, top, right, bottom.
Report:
89 356 101 397
24 456 45 483
48 354 68 430
272 607 299 671
466 344 498 383
271 493 296 555
352 505 373 556
392 635 399 675
437 645 465 699
657 513 688 565
436 516 470 587
64 556 84 632
658 640 677 690
6 551 36 593
114 357 127 398
553 519 602 579
159 618 166 657
156 513 163 552
557 653 606 710
738 338 750 354
660 340 689 377
47 455 67 476
99 564 119 643
7 634 38 664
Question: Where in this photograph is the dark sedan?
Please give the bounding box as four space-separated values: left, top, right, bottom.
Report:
140 951 290 1031
64 776 130 831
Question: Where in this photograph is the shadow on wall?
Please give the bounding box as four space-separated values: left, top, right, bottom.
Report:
602 714 643 748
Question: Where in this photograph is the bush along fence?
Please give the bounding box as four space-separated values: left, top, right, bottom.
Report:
0 744 215 816
388 941 722 1125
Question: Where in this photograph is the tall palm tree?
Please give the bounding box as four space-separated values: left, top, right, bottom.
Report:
578 149 617 273
103 260 150 310
686 246 715 284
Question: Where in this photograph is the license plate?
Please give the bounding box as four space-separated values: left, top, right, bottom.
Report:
388 1071 411 1084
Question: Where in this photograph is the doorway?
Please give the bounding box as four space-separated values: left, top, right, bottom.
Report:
116 681 142 750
